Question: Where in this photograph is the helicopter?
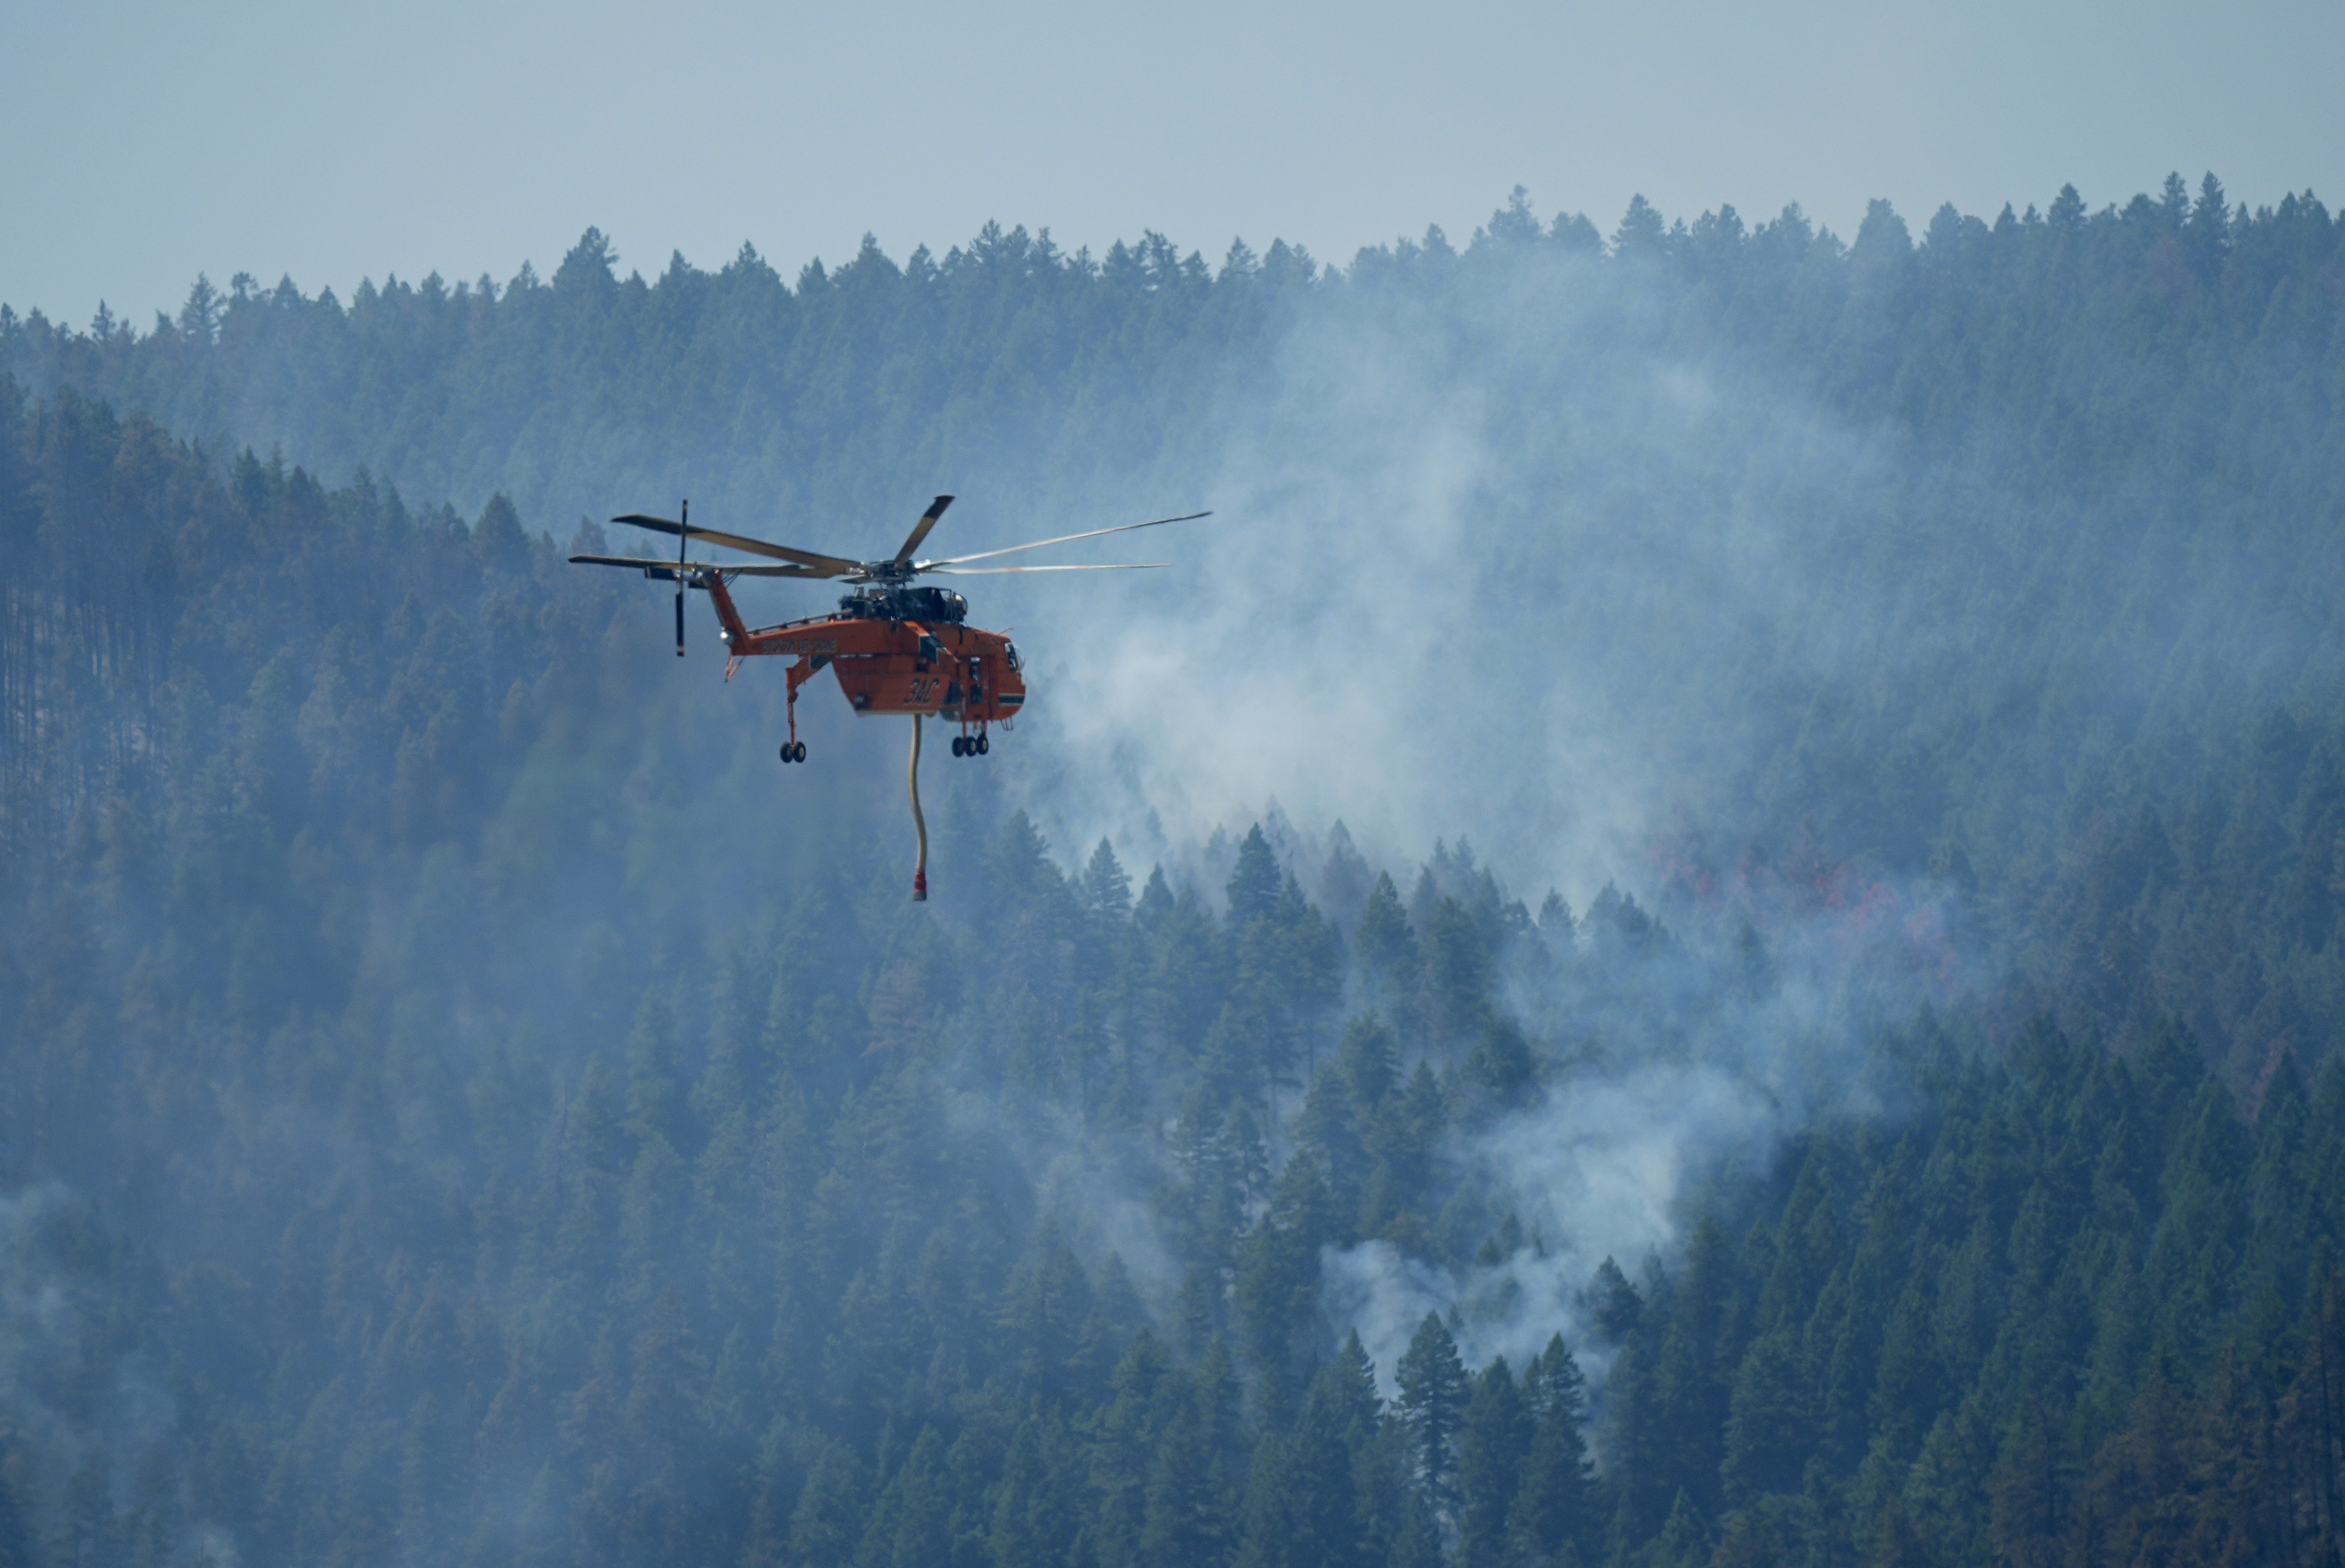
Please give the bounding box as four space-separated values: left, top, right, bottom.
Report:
569 495 1204 899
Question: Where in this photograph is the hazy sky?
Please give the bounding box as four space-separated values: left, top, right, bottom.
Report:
5 0 2340 327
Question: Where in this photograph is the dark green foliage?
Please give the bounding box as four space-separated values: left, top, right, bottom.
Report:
1514 1335 1597 1566
1234 1154 1341 1423
1397 1313 1471 1515
1455 1359 1530 1568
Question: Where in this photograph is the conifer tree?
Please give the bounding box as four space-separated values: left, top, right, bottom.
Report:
1227 824 1282 931
1396 1312 1471 1517
1514 1334 1597 1565
1456 1357 1530 1568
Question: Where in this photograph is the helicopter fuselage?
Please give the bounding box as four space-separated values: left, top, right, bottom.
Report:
700 573 1026 744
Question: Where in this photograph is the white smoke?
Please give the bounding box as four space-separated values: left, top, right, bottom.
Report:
976 244 1912 909
0 1180 213 1553
1329 1053 1841 1395
938 230 1984 1381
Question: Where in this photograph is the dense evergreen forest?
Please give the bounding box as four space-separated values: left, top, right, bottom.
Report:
5 177 2345 1567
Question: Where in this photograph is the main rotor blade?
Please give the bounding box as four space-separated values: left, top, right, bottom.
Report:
569 554 824 579
894 495 954 563
611 513 860 576
571 553 696 581
925 563 1170 574
917 511 1208 569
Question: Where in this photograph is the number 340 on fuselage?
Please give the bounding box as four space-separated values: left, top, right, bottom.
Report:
569 495 1205 761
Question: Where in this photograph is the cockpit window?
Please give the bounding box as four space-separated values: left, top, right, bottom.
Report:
1004 641 1022 672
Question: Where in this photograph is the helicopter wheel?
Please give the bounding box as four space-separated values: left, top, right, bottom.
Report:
976 733 990 756
795 741 808 763
779 742 792 764
951 736 966 757
780 740 806 763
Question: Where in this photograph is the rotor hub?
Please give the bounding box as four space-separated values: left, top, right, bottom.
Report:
840 586 970 624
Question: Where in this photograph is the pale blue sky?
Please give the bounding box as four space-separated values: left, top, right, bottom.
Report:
5 0 2340 327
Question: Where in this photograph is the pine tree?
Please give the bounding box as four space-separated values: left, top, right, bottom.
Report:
1085 837 1134 922
1141 1360 1237 1568
1354 873 1422 1005
989 1415 1079 1568
1985 1396 2075 1568
1424 897 1493 1044
1092 1331 1178 1568
1645 1489 1709 1567
1585 1258 1643 1342
1456 1357 1531 1568
1396 1312 1471 1517
1245 1339 1385 1568
789 1442 869 1568
1513 1334 1596 1565
1723 1325 1814 1502
1234 1153 1341 1420
1227 824 1282 931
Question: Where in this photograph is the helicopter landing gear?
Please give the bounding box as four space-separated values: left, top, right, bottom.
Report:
782 654 821 765
950 730 990 758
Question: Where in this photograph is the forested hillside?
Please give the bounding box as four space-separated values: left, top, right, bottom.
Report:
10 177 2345 1085
5 178 2345 1567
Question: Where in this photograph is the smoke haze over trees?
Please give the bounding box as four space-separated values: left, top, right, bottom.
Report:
5 177 2345 1565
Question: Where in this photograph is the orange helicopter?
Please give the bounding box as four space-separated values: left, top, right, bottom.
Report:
570 495 1203 898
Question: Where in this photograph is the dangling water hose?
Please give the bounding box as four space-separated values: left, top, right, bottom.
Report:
908 713 929 901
